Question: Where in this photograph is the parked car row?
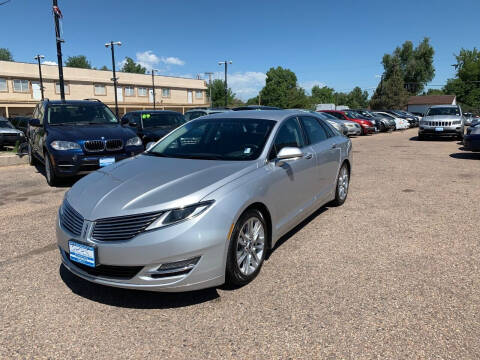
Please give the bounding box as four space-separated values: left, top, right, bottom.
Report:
0 116 25 149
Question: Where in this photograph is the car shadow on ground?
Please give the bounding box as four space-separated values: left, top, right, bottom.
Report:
449 152 480 160
409 136 459 142
33 162 79 188
59 264 220 309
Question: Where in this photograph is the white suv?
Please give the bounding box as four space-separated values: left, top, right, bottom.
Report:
418 105 464 140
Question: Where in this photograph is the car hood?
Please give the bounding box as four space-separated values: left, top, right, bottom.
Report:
423 115 461 121
0 127 22 134
66 154 259 220
47 124 136 141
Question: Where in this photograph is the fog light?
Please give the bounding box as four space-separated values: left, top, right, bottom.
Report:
148 256 200 278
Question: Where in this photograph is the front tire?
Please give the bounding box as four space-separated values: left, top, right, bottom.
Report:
331 163 350 206
28 143 37 166
226 209 267 287
44 152 58 186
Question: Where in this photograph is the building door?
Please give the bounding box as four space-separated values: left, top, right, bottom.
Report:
187 90 193 104
149 89 154 103
32 82 42 100
117 87 123 102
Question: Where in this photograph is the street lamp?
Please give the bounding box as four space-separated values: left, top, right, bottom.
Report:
105 41 122 118
151 69 159 109
34 55 45 100
218 61 232 107
52 0 65 101
204 72 213 108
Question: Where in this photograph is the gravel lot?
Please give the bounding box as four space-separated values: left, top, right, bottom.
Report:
1 129 479 359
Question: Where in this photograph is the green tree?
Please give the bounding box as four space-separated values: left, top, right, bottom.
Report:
121 57 146 74
370 57 409 109
246 96 259 105
382 38 435 95
0 48 13 61
259 66 308 108
311 86 335 104
65 55 92 69
99 65 109 71
443 48 480 109
346 87 369 108
424 88 444 95
334 92 349 106
207 79 236 107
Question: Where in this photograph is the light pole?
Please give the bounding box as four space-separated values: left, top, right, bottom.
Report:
52 0 65 101
204 72 213 108
218 61 232 107
105 41 122 118
34 55 45 100
151 69 159 109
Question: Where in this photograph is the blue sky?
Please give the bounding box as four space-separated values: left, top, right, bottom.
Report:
1 0 479 100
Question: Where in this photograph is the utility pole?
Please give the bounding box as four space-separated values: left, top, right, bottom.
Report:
52 0 65 101
204 72 213 108
34 55 45 100
105 41 122 118
151 69 158 110
218 61 232 107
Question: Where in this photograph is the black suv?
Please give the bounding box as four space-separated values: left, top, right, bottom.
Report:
121 110 185 145
28 100 144 186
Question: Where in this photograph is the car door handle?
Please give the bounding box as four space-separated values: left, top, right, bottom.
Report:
304 153 313 159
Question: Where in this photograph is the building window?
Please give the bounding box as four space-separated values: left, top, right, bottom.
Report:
125 86 135 97
162 88 171 97
138 87 147 97
55 83 70 95
94 84 106 96
0 78 7 92
195 90 203 99
13 79 29 93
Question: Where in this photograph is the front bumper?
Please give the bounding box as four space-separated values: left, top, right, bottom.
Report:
51 147 143 177
56 202 231 292
0 133 25 146
463 134 480 151
345 127 361 136
361 126 376 134
419 126 463 137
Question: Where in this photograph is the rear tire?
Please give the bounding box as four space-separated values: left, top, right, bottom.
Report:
331 163 350 207
226 209 267 287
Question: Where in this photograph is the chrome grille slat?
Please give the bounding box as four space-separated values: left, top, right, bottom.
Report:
60 201 84 236
84 140 105 152
92 211 163 241
106 139 123 151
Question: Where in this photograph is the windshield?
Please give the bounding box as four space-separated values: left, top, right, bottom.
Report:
378 112 395 120
141 112 185 128
0 120 14 129
426 107 460 116
344 111 360 119
148 118 275 161
47 104 118 125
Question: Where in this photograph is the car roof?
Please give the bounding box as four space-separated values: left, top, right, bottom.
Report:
129 110 182 114
429 105 458 108
199 109 309 122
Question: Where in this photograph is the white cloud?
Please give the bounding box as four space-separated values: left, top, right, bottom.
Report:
299 80 325 93
213 71 266 100
161 57 185 66
42 61 57 66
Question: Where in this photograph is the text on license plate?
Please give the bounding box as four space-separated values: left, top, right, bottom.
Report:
69 241 95 267
99 157 115 167
435 127 444 132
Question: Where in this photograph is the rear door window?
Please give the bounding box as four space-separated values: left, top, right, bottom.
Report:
299 116 329 144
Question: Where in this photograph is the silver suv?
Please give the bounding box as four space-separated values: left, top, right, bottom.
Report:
418 105 464 140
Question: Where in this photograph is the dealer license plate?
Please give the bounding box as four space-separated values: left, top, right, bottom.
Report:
69 240 96 268
99 157 115 167
435 127 444 132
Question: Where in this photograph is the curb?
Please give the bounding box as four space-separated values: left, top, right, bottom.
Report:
0 154 29 167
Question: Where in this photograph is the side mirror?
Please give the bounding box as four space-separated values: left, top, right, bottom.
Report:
276 147 303 165
146 142 155 151
121 117 129 125
129 121 137 127
29 118 41 127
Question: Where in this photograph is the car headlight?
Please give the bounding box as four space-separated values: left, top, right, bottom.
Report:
20 132 25 137
50 140 81 150
146 201 214 230
126 136 142 146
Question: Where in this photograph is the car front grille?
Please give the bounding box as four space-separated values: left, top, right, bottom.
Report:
60 201 84 236
106 139 123 151
425 121 452 127
66 252 143 279
92 211 164 241
84 140 105 152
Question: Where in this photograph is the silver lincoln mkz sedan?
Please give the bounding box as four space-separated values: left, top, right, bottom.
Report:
57 110 352 292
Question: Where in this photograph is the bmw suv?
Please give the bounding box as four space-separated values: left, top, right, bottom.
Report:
28 99 144 186
418 105 464 140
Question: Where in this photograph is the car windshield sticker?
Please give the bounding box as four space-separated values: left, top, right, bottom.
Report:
142 114 151 119
244 148 252 154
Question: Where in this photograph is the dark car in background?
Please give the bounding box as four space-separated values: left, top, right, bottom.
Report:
232 105 281 111
0 117 25 148
386 110 419 127
320 110 375 135
184 108 231 121
28 100 144 186
352 109 394 132
121 110 185 145
463 122 480 151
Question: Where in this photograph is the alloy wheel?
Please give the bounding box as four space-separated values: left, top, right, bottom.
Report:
236 217 265 276
337 166 349 201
